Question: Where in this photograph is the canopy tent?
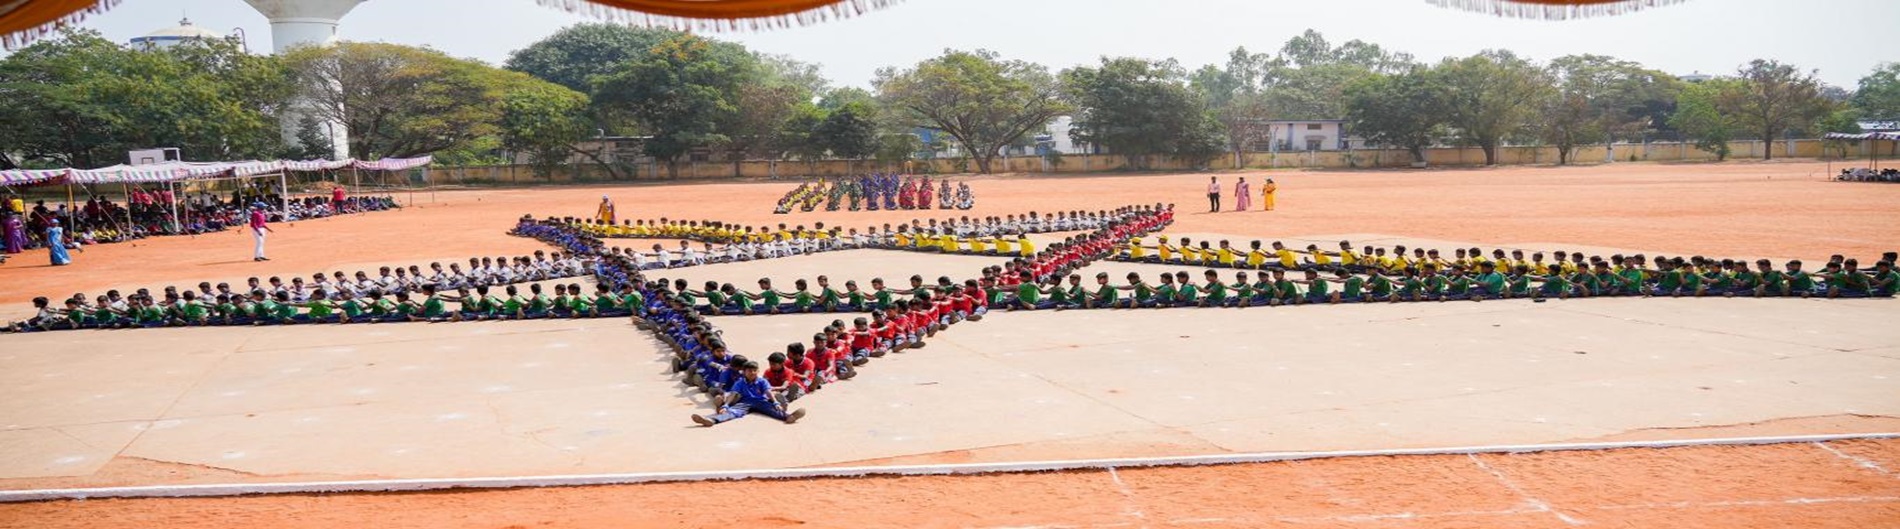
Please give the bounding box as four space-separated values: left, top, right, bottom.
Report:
2 156 434 234
1824 132 1900 141
0 157 435 187
1823 132 1899 175
0 168 69 187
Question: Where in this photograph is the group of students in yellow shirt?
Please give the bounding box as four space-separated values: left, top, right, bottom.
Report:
890 229 1039 257
1117 236 1355 270
573 218 842 245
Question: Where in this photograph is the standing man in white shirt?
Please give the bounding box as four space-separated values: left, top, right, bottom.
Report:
1207 176 1221 212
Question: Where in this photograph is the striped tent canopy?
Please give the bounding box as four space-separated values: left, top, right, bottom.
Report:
353 155 434 171
65 164 182 184
279 159 357 172
6 156 435 186
1825 132 1900 141
0 168 71 187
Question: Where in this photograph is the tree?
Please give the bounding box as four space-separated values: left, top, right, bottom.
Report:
815 102 880 160
286 42 538 160
1537 55 1674 164
503 24 680 95
592 34 756 177
1260 30 1414 121
761 54 830 99
720 81 803 176
1669 79 1741 161
1061 57 1221 169
1192 48 1277 167
499 80 601 178
1343 67 1448 163
1434 50 1553 165
875 49 1070 174
0 29 293 168
1716 59 1831 160
1852 62 1900 123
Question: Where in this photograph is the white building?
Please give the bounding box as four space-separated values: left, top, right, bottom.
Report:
1036 116 1101 155
128 18 226 50
1260 119 1353 152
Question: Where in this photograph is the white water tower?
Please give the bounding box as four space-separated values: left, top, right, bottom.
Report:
243 0 365 159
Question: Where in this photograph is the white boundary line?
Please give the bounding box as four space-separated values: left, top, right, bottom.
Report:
3 432 1894 503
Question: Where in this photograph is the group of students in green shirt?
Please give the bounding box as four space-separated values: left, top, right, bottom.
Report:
1002 255 1899 310
9 280 658 332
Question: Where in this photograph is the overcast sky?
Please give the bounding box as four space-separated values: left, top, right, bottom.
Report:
62 0 1897 89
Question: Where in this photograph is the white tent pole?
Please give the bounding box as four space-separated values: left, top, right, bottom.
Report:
122 183 132 231
168 181 178 233
279 172 289 220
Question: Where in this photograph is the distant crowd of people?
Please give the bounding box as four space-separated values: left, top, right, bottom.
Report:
0 187 398 265
776 174 974 213
1836 168 1900 183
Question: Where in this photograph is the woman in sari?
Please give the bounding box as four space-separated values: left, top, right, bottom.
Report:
1234 177 1252 211
1262 178 1278 211
3 213 24 254
47 219 72 265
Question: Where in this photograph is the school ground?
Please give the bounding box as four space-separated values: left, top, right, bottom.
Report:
2 160 1899 528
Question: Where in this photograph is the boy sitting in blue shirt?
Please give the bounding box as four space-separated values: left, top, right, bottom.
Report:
692 360 807 426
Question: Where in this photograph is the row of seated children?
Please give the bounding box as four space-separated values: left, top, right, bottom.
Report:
890 204 1174 257
689 269 1002 426
7 250 590 322
982 257 1899 312
2 281 651 332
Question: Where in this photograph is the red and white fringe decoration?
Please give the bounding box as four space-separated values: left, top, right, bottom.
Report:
1426 0 1689 20
537 0 899 32
2 0 119 49
0 0 120 49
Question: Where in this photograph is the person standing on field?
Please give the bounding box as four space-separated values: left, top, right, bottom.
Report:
248 204 273 262
1234 177 1252 211
1262 178 1278 211
1206 176 1221 212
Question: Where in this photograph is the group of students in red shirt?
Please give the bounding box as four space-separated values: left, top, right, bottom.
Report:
748 204 1175 413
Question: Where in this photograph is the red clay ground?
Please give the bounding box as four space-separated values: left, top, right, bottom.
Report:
3 161 1897 527
2 439 1896 529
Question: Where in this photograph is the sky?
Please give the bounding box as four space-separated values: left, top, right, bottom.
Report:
54 0 1899 89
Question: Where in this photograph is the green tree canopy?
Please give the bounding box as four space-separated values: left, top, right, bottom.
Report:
1343 67 1448 163
592 34 758 177
1669 79 1742 161
286 42 550 160
499 79 596 177
1851 62 1900 123
1536 54 1678 164
0 29 292 168
1435 50 1553 165
1717 59 1833 160
1062 57 1223 169
503 24 681 95
875 49 1070 174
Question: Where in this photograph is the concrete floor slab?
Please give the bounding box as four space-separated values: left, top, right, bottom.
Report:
2 240 1896 489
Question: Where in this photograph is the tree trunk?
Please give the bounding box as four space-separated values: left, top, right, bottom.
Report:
1557 146 1570 166
666 160 680 179
1481 143 1498 166
733 157 743 178
1762 131 1775 160
973 154 993 174
1409 146 1426 163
